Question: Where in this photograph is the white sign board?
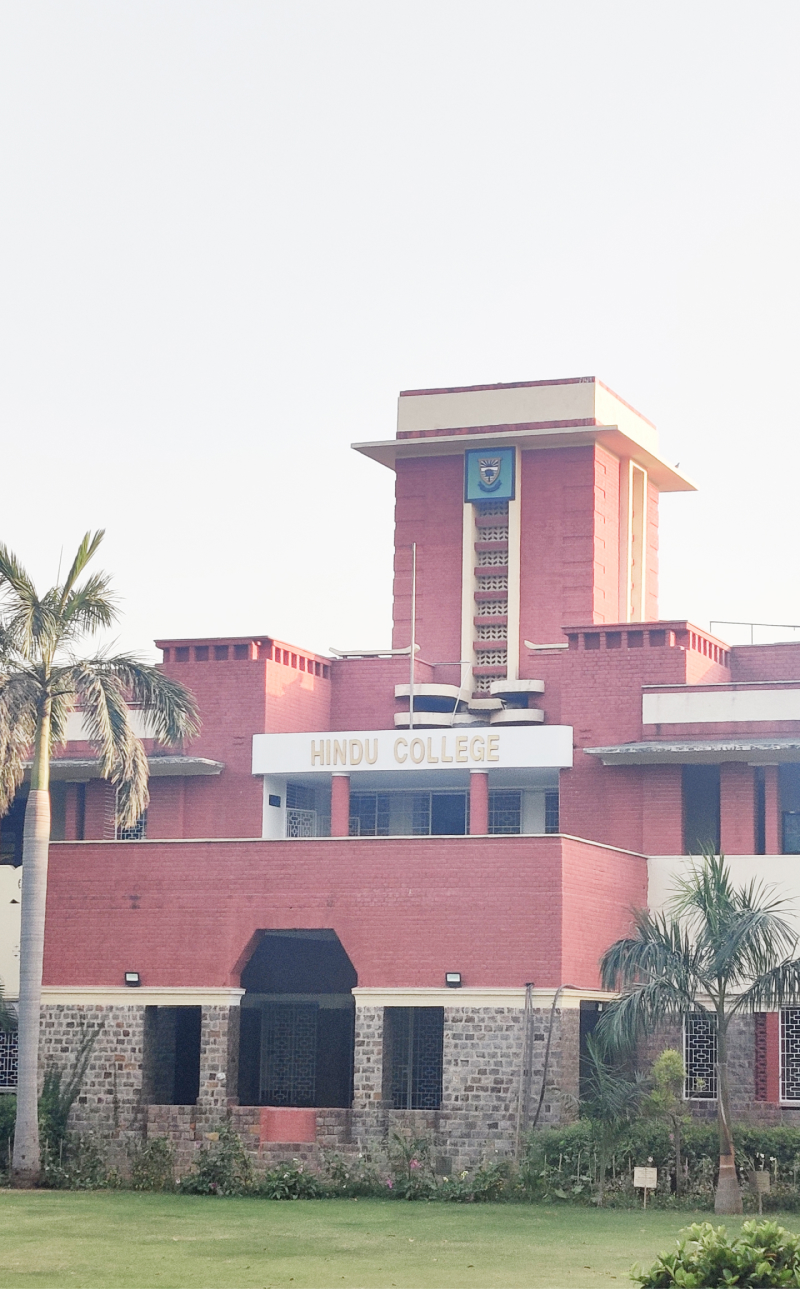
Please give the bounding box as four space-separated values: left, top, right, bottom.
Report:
633 1167 658 1190
252 725 573 776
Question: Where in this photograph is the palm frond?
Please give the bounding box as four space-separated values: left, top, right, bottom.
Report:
59 573 117 640
596 978 699 1052
0 672 39 814
581 1034 646 1124
0 544 38 609
733 958 800 1013
671 851 797 985
91 654 200 745
71 664 151 827
0 546 60 660
58 531 106 605
600 908 704 993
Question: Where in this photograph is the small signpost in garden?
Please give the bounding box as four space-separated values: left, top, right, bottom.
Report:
633 1166 658 1209
749 1169 770 1216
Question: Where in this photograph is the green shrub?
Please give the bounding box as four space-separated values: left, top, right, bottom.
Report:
322 1150 389 1198
178 1124 255 1196
42 1132 109 1190
257 1159 324 1199
129 1136 175 1192
0 1094 15 1175
439 1159 516 1203
386 1131 438 1200
632 1220 800 1288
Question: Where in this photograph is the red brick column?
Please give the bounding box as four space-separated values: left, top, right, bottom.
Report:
765 766 781 855
720 763 756 855
469 772 489 835
330 774 350 838
766 1011 781 1104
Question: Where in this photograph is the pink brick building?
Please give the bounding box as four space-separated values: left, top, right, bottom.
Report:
2 375 798 1166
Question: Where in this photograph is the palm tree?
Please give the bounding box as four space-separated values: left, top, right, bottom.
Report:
580 1034 645 1206
599 852 800 1215
0 532 199 1187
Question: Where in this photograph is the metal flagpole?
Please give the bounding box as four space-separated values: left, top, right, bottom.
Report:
409 543 416 731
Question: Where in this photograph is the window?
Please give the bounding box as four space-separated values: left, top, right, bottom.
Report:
261 1003 318 1107
194 646 209 662
143 1006 201 1105
345 791 468 837
684 1012 717 1099
349 793 390 837
544 791 560 834
175 646 189 662
116 809 147 841
755 767 766 855
781 1009 800 1103
233 643 250 660
384 1007 443 1109
489 790 521 834
214 645 229 660
682 765 720 854
285 782 332 837
782 766 800 853
0 1030 18 1091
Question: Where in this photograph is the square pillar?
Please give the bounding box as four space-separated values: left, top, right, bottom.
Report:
765 766 781 855
197 1005 239 1114
720 763 756 855
331 774 351 838
469 771 489 835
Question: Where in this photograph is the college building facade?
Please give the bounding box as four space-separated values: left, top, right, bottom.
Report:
3 375 800 1171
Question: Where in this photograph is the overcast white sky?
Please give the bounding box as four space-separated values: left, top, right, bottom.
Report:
1 3 798 658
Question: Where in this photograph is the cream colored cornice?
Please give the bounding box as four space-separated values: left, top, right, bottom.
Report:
352 986 616 1009
41 986 245 1007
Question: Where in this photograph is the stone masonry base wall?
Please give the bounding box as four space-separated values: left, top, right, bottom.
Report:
40 1001 586 1178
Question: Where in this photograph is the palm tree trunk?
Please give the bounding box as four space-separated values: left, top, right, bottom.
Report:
714 1019 742 1214
11 703 51 1187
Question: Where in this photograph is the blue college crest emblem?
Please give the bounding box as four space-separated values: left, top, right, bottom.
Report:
478 458 502 491
464 447 515 504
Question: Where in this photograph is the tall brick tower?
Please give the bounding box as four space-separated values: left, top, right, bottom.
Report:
355 376 694 695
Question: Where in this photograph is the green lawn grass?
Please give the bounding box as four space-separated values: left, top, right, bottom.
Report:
0 1192 791 1289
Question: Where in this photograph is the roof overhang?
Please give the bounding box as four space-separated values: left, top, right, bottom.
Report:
584 739 800 766
352 423 695 493
27 756 225 783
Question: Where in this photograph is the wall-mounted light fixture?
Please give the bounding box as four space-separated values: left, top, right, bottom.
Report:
445 972 462 988
268 794 282 808
124 971 141 987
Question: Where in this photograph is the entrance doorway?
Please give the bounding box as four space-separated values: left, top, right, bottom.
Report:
238 930 356 1108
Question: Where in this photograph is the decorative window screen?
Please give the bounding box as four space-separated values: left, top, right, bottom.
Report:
476 550 508 567
781 1008 800 1102
476 600 508 617
684 1012 718 1099
386 1007 444 1109
489 791 521 834
0 1031 18 1090
286 809 316 838
476 575 508 591
474 649 507 666
116 805 148 841
476 625 508 640
477 526 509 542
476 500 509 518
260 1003 317 1107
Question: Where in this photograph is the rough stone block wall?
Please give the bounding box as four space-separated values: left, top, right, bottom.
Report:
199 1005 239 1113
39 1000 583 1178
39 1004 147 1167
